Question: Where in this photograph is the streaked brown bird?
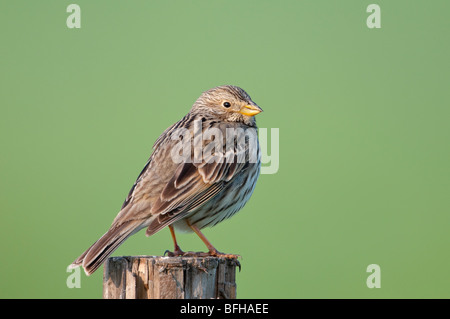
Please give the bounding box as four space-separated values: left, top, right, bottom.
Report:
70 85 263 275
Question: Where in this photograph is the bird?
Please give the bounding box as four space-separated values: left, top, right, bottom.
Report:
69 85 263 276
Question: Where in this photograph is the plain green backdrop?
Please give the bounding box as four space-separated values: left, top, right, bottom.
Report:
1 1 449 298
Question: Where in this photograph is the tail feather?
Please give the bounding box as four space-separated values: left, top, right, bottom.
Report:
69 221 144 276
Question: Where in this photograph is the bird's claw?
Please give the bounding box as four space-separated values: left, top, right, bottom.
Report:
163 249 241 271
164 248 186 257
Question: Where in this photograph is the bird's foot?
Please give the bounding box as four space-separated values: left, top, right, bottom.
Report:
165 251 213 257
164 249 240 259
163 249 241 270
164 246 186 257
208 249 241 260
208 249 242 271
163 249 221 258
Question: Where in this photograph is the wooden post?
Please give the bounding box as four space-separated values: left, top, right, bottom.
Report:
103 256 239 299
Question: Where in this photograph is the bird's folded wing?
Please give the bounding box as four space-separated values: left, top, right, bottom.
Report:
113 118 253 236
145 155 247 235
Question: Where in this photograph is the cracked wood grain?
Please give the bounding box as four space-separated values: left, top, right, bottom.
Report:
103 256 238 299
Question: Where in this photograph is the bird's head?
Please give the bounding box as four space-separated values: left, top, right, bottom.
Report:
191 85 263 126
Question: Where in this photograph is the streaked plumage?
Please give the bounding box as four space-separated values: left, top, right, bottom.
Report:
70 85 262 275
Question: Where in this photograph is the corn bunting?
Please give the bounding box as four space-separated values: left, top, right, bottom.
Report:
70 85 263 275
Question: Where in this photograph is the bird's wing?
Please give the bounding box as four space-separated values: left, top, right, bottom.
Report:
144 152 249 235
111 116 256 236
144 124 256 235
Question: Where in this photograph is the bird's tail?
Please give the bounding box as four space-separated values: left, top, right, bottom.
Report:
69 221 144 276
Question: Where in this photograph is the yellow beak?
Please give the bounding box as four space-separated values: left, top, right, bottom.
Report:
239 104 263 117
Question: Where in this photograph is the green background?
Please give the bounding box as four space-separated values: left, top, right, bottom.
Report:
1 1 449 298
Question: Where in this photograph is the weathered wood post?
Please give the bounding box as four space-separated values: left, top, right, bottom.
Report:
103 256 239 299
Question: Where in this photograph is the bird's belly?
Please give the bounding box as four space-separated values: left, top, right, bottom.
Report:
172 171 259 233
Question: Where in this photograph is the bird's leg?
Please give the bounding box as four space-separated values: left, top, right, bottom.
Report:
189 224 217 254
165 225 185 257
188 223 240 259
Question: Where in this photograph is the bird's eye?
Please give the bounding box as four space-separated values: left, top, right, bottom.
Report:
223 101 231 108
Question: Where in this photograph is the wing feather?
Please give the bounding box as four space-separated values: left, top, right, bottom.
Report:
119 116 256 236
